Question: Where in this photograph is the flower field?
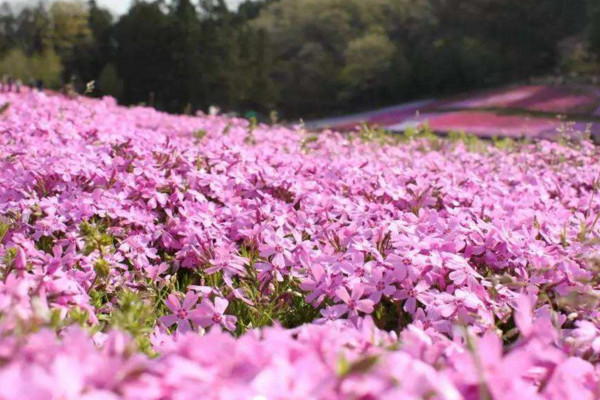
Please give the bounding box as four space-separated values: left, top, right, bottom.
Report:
389 111 563 139
308 85 600 140
1 90 600 399
443 85 600 115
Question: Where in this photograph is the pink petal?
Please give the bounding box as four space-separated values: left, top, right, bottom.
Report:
404 297 417 314
182 291 199 310
439 303 457 318
165 294 182 313
357 299 374 314
383 285 396 296
214 297 229 314
194 315 213 328
260 247 276 257
160 314 178 327
515 294 533 337
176 319 192 333
336 287 352 304
369 292 383 303
52 245 62 258
371 267 383 281
200 299 216 314
272 253 285 268
223 316 237 331
351 284 364 300
187 308 206 322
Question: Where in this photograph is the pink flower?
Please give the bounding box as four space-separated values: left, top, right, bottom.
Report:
119 235 158 268
365 266 396 303
194 297 237 331
44 244 76 275
255 259 289 282
160 291 201 333
437 289 483 318
335 284 375 321
205 245 248 277
299 256 333 305
514 294 534 337
13 247 27 270
315 304 348 323
543 357 598 400
143 262 169 281
394 280 431 315
259 228 294 269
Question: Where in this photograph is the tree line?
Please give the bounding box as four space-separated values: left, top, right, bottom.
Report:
0 0 596 119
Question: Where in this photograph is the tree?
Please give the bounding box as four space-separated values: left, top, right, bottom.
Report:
339 31 398 103
589 0 600 56
431 0 586 80
115 1 170 107
0 48 29 78
162 0 203 111
49 1 93 84
0 48 63 88
252 0 355 116
0 0 590 118
0 3 16 54
252 0 425 117
13 3 51 54
49 1 92 58
30 49 64 88
97 63 122 97
85 0 114 82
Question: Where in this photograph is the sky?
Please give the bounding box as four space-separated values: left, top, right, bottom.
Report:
12 1 247 16
95 0 131 15
96 0 246 15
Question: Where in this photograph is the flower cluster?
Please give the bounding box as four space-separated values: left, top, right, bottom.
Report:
0 311 597 399
0 89 600 398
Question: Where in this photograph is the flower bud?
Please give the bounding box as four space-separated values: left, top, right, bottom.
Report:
94 258 110 278
13 247 26 270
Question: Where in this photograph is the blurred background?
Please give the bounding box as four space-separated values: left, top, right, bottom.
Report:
0 0 598 124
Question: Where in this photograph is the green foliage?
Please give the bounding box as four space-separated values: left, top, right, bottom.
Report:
0 0 591 118
0 48 63 88
224 269 321 335
193 129 207 141
79 219 115 256
33 50 64 88
105 290 156 355
251 0 586 118
589 0 600 56
276 289 322 329
0 48 27 77
94 258 110 279
340 31 398 99
1 247 17 280
49 1 92 59
97 63 123 98
0 218 9 243
337 354 380 378
158 244 326 336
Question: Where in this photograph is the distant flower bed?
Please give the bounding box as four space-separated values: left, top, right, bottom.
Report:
414 111 560 138
444 85 600 115
309 85 600 138
0 91 600 399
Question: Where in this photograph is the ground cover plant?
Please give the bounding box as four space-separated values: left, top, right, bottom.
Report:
389 111 600 140
304 85 600 138
443 85 600 115
1 90 600 399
